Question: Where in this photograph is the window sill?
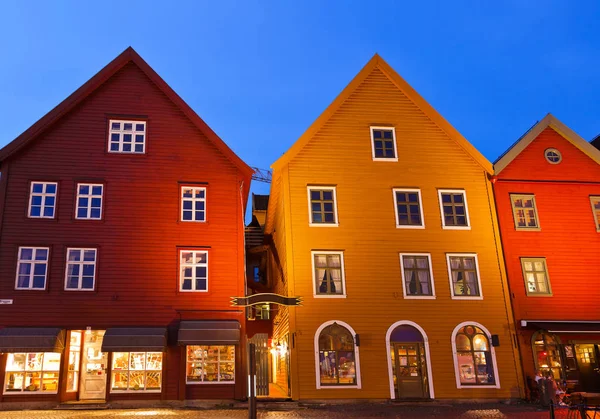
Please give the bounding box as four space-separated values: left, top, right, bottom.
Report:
3 390 58 395
64 289 95 292
313 294 347 299
186 381 235 385
309 223 339 227
317 385 361 389
404 295 436 300
179 289 209 293
525 293 553 297
514 227 541 231
451 296 483 300
372 158 398 162
457 384 500 389
442 226 471 230
396 225 425 229
110 390 162 394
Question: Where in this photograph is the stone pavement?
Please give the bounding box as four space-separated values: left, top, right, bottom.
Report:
0 403 569 419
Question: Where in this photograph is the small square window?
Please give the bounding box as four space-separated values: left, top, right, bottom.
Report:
446 254 482 299
307 187 338 226
64 248 97 291
28 182 58 219
76 184 103 220
438 190 470 229
180 250 208 292
15 247 49 290
181 187 206 222
590 196 600 231
400 254 435 298
108 119 146 153
393 189 424 228
510 194 540 230
521 258 552 296
370 127 397 161
312 251 346 297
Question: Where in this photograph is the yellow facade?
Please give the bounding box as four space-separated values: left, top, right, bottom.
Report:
265 55 523 400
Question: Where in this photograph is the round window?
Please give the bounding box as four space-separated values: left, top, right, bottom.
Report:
545 148 562 164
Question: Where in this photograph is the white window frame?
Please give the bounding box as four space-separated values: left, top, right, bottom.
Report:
3 352 62 394
110 351 163 393
181 186 207 222
28 182 58 219
75 183 104 220
438 189 471 230
311 250 347 298
446 253 483 300
370 126 398 162
314 320 362 389
392 188 425 229
521 257 553 297
64 248 97 291
307 186 339 227
510 194 541 231
179 250 209 292
399 253 436 299
591 196 600 232
185 345 235 384
108 119 147 154
451 321 501 389
14 247 50 290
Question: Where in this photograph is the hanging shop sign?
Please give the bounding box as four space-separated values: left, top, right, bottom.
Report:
231 293 302 307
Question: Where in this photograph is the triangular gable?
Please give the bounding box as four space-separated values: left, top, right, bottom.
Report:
494 113 600 174
271 54 493 173
0 47 253 181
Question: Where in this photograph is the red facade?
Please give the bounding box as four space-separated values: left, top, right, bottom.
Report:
493 118 600 395
0 48 252 406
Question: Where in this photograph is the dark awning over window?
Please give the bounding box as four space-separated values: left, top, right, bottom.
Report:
0 328 65 353
178 321 240 345
521 320 600 333
101 328 167 352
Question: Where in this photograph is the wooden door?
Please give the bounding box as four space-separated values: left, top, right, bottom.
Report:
391 342 428 399
575 344 600 392
248 333 269 397
79 330 108 400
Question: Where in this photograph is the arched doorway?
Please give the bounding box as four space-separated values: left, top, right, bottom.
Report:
386 321 433 399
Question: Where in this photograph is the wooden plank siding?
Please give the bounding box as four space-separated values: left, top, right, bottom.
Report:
0 58 249 402
267 61 523 400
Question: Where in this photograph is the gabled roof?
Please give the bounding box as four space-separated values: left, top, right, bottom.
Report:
493 113 600 174
0 47 253 180
271 54 493 173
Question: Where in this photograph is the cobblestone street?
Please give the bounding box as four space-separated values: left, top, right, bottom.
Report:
0 404 568 419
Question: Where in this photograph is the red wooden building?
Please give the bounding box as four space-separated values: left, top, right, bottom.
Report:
0 47 253 407
493 114 600 394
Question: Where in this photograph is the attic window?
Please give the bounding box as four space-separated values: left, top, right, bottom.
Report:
108 120 146 153
544 148 561 164
370 127 398 161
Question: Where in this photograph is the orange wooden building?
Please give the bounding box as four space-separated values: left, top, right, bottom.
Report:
493 114 600 395
264 54 524 401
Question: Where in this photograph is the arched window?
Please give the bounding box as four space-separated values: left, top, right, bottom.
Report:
315 321 359 387
532 331 563 379
453 323 497 387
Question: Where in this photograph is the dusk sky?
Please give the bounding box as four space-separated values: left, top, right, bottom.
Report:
1 1 599 203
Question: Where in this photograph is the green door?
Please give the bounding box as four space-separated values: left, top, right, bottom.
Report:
391 342 428 399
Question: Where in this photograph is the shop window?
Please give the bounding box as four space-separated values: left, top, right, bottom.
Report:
312 251 346 297
510 194 540 230
400 254 435 298
438 190 470 229
521 258 552 296
108 120 146 153
186 346 235 383
452 323 497 387
179 250 208 292
28 182 57 218
316 322 359 387
532 331 563 380
446 254 482 299
111 352 163 392
181 186 206 222
15 246 49 290
307 187 338 226
370 126 397 160
393 189 424 228
75 184 103 220
67 331 81 392
4 352 61 394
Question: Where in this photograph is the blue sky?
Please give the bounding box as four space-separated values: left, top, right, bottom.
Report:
1 1 599 207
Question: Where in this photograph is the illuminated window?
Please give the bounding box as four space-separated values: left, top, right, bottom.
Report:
186 346 235 383
521 258 551 296
179 250 208 292
181 186 206 222
393 189 424 228
316 322 359 387
438 190 470 229
312 251 346 297
447 254 482 299
4 352 61 394
400 254 435 298
28 182 57 218
532 331 562 380
453 324 496 386
591 196 600 231
108 120 146 153
65 248 97 291
76 184 103 220
544 148 562 164
66 331 81 392
370 127 397 160
510 194 539 230
111 352 163 392
15 247 49 290
307 187 338 226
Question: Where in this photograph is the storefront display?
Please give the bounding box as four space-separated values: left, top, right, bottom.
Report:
67 331 82 392
532 331 563 380
186 346 235 383
4 352 61 393
111 352 163 392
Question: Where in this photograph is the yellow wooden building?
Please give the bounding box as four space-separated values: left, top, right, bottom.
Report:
264 55 524 400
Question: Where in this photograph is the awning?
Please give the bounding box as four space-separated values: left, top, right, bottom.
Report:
101 328 167 352
0 328 65 353
521 320 600 333
178 320 240 345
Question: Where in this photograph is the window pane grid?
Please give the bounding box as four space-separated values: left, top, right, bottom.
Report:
76 184 103 220
510 194 539 229
111 352 163 392
181 187 206 222
318 324 357 386
180 250 208 292
371 128 396 159
521 258 551 295
402 255 433 296
309 188 336 224
313 253 344 295
455 326 495 386
65 248 97 291
395 191 422 226
186 345 235 383
108 120 146 153
441 192 468 226
449 256 480 297
29 182 57 218
4 352 61 393
15 247 49 290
